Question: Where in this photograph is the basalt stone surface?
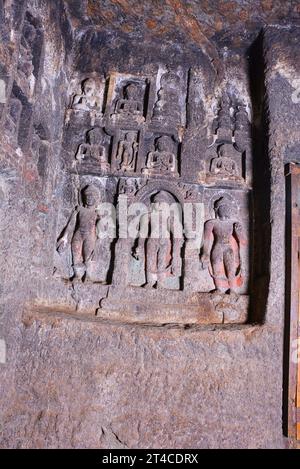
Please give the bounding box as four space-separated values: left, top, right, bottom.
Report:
0 0 299 449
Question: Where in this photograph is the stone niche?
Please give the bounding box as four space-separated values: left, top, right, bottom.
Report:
50 68 253 326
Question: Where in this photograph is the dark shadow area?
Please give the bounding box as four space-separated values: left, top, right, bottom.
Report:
25 11 44 82
283 165 292 437
12 81 33 151
247 30 271 324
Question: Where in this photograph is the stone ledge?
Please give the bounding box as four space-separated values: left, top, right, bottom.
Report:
97 287 249 325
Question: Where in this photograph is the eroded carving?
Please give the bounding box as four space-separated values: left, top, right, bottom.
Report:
143 135 178 177
56 185 112 283
72 78 102 112
75 128 110 172
210 143 240 178
132 191 183 289
213 93 233 141
118 177 140 196
57 69 253 324
113 81 145 122
16 13 43 99
152 69 181 126
233 101 251 155
234 102 250 133
200 196 246 293
116 131 139 172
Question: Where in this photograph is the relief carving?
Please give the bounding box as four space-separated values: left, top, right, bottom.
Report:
200 196 246 293
205 92 250 184
56 69 253 324
234 102 250 133
113 82 145 123
72 78 102 112
116 131 139 172
118 177 140 196
56 185 112 283
75 128 110 172
143 135 178 177
213 93 233 141
210 143 241 179
233 101 251 152
132 191 184 289
16 13 43 100
152 69 181 126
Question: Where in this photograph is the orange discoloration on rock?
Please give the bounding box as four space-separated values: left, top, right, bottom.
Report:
165 0 221 71
113 0 132 13
122 24 134 33
37 204 49 213
215 20 223 32
146 19 157 30
24 170 36 182
262 0 274 12
239 9 250 22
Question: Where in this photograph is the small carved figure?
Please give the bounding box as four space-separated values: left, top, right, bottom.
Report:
119 178 139 196
210 144 239 178
233 101 251 157
212 93 234 142
76 128 110 170
200 197 246 293
115 82 144 119
56 185 103 281
133 191 183 288
234 102 250 132
144 136 178 176
152 70 181 124
72 78 101 111
116 131 138 171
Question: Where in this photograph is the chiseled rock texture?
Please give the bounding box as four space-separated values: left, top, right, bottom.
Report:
0 0 299 448
2 318 284 449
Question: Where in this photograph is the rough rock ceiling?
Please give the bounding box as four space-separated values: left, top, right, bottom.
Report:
64 0 300 50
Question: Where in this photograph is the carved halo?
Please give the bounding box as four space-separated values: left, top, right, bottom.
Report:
134 180 186 206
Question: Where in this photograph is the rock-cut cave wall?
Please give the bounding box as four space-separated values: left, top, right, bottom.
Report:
0 0 300 449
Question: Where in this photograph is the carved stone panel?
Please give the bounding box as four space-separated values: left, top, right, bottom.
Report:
143 134 179 177
152 69 183 127
111 129 141 174
107 73 149 125
54 178 116 284
72 78 104 112
51 68 253 325
75 127 111 174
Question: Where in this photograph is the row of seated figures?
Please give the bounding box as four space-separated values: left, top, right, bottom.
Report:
71 78 145 122
55 184 247 295
73 128 246 183
73 132 246 183
68 75 250 186
74 130 179 177
70 69 183 127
